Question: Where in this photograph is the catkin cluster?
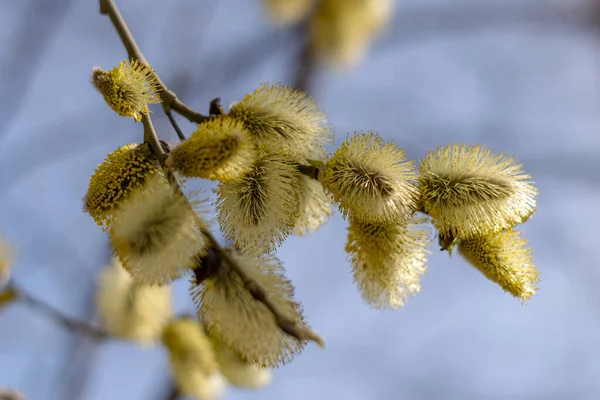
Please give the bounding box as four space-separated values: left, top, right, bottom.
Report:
85 58 540 398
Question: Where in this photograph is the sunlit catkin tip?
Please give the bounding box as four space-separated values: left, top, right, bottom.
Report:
214 149 300 255
162 318 226 400
110 174 208 285
263 0 317 25
458 229 539 301
346 216 431 309
191 251 309 368
323 132 419 223
211 337 273 389
169 117 256 182
91 60 161 122
293 175 333 235
419 144 538 238
96 258 172 344
229 83 332 161
84 143 159 231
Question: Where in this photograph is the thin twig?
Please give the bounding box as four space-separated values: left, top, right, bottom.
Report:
9 282 107 339
165 110 186 141
141 114 324 346
99 0 209 124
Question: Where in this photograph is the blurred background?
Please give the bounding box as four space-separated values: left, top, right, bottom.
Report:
1 0 600 399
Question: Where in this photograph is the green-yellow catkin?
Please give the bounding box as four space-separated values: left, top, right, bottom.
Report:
229 83 332 162
167 117 256 182
263 0 318 25
84 143 159 231
323 132 420 223
458 229 539 301
419 144 538 238
0 235 13 286
110 175 208 285
162 318 226 400
214 148 300 255
310 0 393 68
91 60 161 122
191 251 308 368
96 258 172 345
293 175 333 235
210 337 272 389
346 216 431 309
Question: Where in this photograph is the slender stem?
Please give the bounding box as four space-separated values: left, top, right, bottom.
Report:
99 0 209 124
10 282 107 339
165 110 186 141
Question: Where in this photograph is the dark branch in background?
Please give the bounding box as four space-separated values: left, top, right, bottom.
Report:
99 0 209 124
8 282 107 339
101 0 324 347
292 20 316 93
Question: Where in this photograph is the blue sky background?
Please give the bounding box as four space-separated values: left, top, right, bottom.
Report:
1 1 600 399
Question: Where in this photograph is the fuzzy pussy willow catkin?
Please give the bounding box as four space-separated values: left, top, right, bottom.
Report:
458 229 539 301
229 83 332 161
167 117 256 182
419 144 537 238
323 132 419 223
110 175 207 285
214 148 300 255
346 216 430 309
84 143 159 231
191 251 309 368
96 258 172 345
92 60 161 122
162 318 226 400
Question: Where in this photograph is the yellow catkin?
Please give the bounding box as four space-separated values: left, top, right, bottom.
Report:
84 144 159 231
346 216 430 309
91 60 161 122
419 144 538 238
96 258 172 345
458 229 539 301
214 148 300 255
323 132 420 223
162 318 226 400
310 0 393 68
110 175 207 285
191 251 308 368
229 83 332 162
168 117 256 182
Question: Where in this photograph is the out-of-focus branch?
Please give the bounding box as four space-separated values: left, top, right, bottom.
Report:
99 0 209 124
8 282 107 340
0 387 26 400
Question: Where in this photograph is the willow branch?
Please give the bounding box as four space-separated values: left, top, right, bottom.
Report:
9 282 107 339
99 0 209 124
141 114 323 346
